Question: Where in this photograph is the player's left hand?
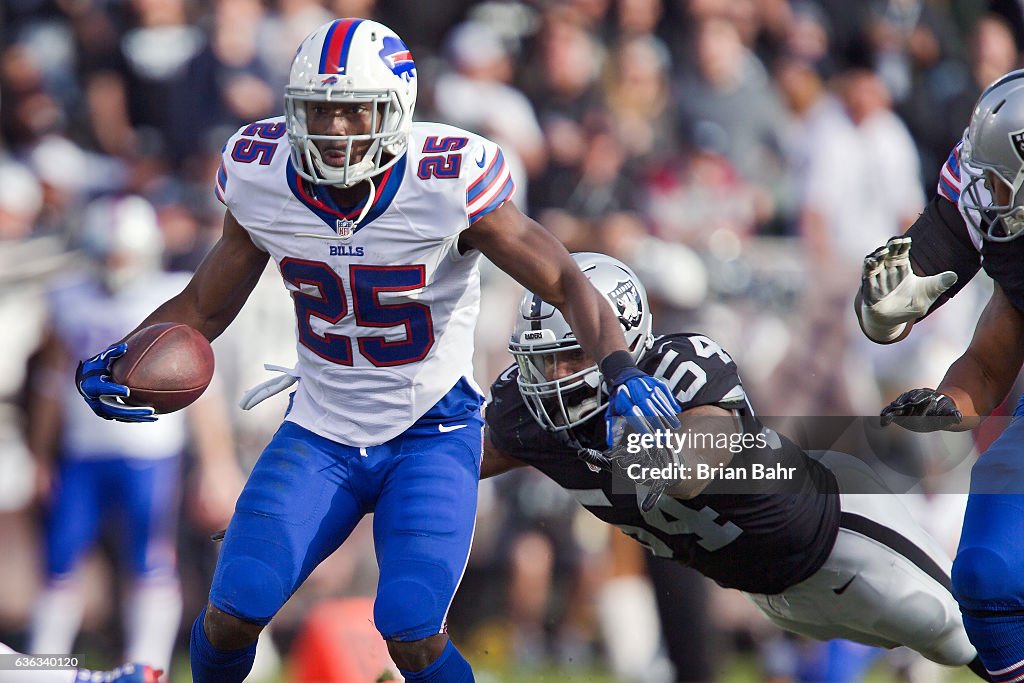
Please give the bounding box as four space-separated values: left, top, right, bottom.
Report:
860 236 957 342
577 446 671 512
604 369 682 448
880 388 962 432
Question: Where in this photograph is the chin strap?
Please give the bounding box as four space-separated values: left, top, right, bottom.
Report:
239 364 299 410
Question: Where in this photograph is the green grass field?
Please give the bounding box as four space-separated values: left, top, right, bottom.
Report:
169 653 983 682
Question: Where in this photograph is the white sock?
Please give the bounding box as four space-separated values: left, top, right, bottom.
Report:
0 641 76 683
249 627 282 683
28 580 83 656
595 575 667 683
123 577 182 673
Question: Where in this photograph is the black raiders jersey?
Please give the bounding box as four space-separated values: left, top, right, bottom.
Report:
907 187 1024 317
486 333 840 595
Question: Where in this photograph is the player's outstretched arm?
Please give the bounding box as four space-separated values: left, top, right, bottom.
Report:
883 284 1024 432
76 210 269 422
461 203 681 445
856 236 957 343
579 404 737 510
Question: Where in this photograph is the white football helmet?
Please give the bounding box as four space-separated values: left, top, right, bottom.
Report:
78 195 164 291
961 69 1024 241
510 253 654 432
285 18 417 187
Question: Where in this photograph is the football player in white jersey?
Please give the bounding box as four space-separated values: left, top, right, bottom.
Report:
73 18 680 683
29 196 239 677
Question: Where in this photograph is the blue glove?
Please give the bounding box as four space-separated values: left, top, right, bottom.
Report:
76 342 157 423
603 360 682 448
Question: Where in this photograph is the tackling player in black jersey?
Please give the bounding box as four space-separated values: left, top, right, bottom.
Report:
485 252 992 679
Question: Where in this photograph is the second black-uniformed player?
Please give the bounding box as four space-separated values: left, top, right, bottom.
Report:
483 252 989 678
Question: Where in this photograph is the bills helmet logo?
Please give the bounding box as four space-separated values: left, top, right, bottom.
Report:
611 280 643 330
320 75 339 86
1012 129 1024 164
378 36 416 82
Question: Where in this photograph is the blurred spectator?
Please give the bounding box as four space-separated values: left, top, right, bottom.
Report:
82 0 206 164
926 13 1021 163
24 136 91 237
866 0 964 104
836 69 923 259
641 129 762 248
614 0 663 38
603 34 675 161
190 0 277 136
433 21 546 178
258 0 334 93
674 16 788 228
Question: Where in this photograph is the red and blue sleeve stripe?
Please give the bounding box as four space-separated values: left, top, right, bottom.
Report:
937 142 962 203
320 18 363 74
467 149 515 223
214 161 228 205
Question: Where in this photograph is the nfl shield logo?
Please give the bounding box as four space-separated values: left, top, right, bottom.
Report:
336 219 356 241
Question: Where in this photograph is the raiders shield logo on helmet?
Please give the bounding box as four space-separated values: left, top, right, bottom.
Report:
611 280 643 330
1011 129 1024 163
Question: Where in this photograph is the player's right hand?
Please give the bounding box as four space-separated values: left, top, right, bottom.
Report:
604 370 682 448
880 388 962 432
76 342 157 423
860 236 957 341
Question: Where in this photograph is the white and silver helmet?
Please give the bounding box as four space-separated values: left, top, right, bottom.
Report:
961 69 1024 241
509 252 654 432
285 18 417 187
78 195 164 291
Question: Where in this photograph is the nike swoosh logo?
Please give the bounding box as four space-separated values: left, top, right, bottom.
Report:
832 575 857 595
438 424 467 433
476 150 486 168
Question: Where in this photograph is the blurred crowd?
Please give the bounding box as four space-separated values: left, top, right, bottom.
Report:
0 0 1016 680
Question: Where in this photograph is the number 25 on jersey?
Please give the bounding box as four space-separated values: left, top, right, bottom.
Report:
280 260 434 367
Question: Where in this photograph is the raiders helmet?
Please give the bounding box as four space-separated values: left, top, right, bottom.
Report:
961 69 1024 241
509 252 654 432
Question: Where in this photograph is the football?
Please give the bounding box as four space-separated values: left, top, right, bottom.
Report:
111 322 214 413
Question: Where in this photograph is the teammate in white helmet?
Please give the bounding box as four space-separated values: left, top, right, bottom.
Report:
29 196 240 678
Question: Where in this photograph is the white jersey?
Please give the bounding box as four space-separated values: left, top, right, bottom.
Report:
49 272 191 460
218 118 515 446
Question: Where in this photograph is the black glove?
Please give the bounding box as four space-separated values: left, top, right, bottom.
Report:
576 446 673 513
880 388 962 432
